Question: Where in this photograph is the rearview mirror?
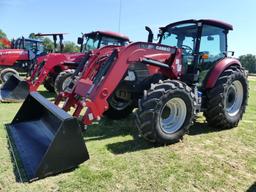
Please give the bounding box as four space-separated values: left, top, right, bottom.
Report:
77 37 83 45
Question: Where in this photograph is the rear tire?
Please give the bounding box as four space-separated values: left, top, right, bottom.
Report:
135 80 196 145
104 89 134 120
0 68 19 83
54 69 75 94
204 65 248 129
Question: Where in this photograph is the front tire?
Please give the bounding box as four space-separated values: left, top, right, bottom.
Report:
54 69 75 94
135 80 196 145
0 68 19 83
204 65 248 129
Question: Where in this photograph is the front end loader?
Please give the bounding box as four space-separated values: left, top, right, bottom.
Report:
6 19 248 180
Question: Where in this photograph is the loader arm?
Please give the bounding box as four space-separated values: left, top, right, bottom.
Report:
55 45 124 108
0 53 86 102
28 53 85 91
58 42 181 125
27 54 69 91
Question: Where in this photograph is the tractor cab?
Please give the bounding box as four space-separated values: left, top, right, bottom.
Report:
156 19 233 85
77 31 130 52
12 37 45 57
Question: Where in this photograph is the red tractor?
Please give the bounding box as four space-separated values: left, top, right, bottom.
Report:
6 19 248 181
0 31 130 102
0 34 65 82
54 31 130 94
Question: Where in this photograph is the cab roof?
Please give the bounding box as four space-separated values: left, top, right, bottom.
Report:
84 31 130 41
16 37 43 43
34 33 68 36
160 19 233 31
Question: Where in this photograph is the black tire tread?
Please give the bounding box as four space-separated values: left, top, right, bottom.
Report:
54 69 75 94
135 80 196 144
204 65 248 129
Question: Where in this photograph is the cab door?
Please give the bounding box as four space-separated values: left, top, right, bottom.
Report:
198 25 228 88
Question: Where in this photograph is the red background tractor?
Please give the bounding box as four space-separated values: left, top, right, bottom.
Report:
0 33 68 82
0 31 130 102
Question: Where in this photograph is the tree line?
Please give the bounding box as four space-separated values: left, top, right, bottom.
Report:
239 54 256 73
0 29 256 73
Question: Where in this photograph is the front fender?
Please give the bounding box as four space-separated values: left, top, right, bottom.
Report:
205 58 241 89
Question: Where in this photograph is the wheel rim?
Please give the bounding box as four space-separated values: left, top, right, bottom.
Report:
3 72 15 82
62 76 72 91
225 80 244 117
109 95 132 111
160 98 187 134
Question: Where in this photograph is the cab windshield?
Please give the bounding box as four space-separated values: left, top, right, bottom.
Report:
13 39 22 49
82 35 128 52
24 40 45 55
100 36 128 47
13 39 45 55
83 36 99 51
160 23 198 55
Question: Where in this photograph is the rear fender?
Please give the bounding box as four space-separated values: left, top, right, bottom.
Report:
205 58 241 89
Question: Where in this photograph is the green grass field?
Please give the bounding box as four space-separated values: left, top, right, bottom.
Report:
0 79 255 192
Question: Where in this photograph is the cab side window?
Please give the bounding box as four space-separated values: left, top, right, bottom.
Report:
199 25 227 70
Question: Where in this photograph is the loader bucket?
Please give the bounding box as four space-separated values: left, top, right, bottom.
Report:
0 75 29 102
5 92 89 181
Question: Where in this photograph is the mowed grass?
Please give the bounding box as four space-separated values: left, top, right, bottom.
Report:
0 80 256 192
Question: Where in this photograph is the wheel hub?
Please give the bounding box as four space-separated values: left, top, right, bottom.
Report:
62 77 72 91
225 80 243 117
160 98 187 134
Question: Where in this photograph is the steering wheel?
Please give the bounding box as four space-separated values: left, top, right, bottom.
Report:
182 45 193 55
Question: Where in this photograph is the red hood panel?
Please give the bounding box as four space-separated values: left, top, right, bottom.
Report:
41 52 86 63
0 49 29 66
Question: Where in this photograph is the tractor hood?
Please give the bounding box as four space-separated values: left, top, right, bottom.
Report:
59 52 85 60
0 49 29 67
61 52 86 63
37 53 87 63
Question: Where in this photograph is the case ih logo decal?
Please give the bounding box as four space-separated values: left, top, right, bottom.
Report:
0 51 26 55
140 43 175 53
